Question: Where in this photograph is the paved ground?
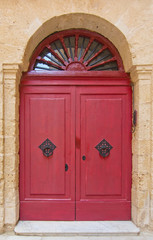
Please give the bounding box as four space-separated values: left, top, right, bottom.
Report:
0 232 153 240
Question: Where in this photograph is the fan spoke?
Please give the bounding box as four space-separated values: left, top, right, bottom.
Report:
84 45 107 66
80 37 94 62
46 45 66 66
84 42 100 62
86 57 116 70
36 57 65 70
75 34 79 60
43 53 62 66
88 53 112 66
68 37 74 60
78 37 85 60
53 42 67 62
60 37 72 62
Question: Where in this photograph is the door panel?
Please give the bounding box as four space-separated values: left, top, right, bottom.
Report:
20 86 75 220
30 97 65 195
85 98 122 196
76 86 132 220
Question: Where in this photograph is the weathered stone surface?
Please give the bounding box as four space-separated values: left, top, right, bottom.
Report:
4 204 19 226
132 189 149 209
132 172 149 191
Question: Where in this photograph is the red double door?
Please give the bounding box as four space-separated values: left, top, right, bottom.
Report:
20 84 132 220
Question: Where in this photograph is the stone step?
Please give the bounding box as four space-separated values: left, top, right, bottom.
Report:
14 221 140 236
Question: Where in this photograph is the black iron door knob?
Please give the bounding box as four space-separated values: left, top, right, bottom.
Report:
82 155 86 161
65 163 68 171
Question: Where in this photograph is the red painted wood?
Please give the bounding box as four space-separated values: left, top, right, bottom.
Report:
20 71 130 87
20 74 132 220
76 86 132 220
76 202 131 220
20 86 76 220
20 201 75 221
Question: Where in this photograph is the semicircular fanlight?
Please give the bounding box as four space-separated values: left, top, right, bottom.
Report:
32 30 123 72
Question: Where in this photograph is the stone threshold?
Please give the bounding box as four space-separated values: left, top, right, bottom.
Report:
14 221 140 236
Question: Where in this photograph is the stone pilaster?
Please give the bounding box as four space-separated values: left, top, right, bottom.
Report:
130 65 153 229
0 68 4 233
2 64 21 230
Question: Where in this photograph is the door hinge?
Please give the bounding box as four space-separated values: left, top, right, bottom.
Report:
131 82 137 133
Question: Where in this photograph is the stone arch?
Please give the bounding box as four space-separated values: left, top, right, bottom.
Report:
22 13 132 72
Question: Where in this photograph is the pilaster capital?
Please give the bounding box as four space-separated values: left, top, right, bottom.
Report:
2 63 22 82
130 64 153 83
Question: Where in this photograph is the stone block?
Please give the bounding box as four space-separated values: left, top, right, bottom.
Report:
150 190 153 210
0 155 4 179
4 136 18 154
132 154 138 172
133 81 139 104
0 120 4 136
0 84 3 121
132 188 149 209
138 80 151 104
137 140 151 156
5 189 19 207
134 80 151 106
138 121 150 141
0 136 4 155
0 206 4 229
5 173 18 190
137 103 151 140
131 205 138 225
4 120 18 137
0 180 4 205
151 155 153 171
4 99 17 121
5 204 19 225
132 172 149 191
4 82 17 98
150 174 153 189
151 206 153 221
5 154 18 174
132 154 150 173
132 205 149 227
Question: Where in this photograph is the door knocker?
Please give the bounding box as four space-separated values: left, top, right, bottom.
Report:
39 138 56 157
95 139 113 157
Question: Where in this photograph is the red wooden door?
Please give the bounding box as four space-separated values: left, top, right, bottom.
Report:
76 86 132 220
20 82 131 220
20 86 76 220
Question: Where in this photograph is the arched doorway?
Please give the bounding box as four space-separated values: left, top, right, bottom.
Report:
20 29 132 221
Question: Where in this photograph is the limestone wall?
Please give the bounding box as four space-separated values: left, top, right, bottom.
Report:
0 0 153 232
